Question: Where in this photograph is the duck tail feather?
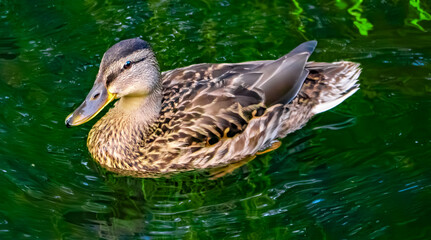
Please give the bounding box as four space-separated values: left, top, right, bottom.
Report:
306 61 361 114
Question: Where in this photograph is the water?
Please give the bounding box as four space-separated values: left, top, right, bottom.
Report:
1 0 430 239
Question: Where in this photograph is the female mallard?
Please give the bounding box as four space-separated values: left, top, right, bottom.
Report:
65 38 360 177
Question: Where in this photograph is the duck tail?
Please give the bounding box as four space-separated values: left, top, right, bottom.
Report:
303 61 361 114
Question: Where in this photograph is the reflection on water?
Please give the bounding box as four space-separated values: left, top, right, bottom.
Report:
0 0 430 239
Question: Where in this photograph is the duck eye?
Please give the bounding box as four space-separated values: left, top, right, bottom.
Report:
123 61 132 69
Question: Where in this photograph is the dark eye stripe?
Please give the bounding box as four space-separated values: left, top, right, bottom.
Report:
106 73 117 86
105 57 147 86
125 57 146 67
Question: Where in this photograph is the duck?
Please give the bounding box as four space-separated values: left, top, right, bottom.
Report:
65 38 360 178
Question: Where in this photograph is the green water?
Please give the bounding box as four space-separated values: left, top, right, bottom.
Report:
1 0 431 239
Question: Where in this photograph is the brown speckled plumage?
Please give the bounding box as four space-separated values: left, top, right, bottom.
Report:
67 38 361 177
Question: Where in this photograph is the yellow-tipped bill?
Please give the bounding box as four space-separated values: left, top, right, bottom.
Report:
65 82 116 127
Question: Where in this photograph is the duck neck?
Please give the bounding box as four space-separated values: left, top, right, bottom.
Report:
115 88 162 129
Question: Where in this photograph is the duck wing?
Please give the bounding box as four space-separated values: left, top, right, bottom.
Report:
154 41 318 151
162 41 317 107
149 80 266 148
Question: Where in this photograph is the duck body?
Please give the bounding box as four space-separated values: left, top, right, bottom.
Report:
66 38 360 177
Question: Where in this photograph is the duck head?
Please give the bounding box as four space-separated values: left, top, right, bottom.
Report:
65 38 160 127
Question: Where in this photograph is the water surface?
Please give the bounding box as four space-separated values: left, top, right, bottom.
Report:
0 0 430 239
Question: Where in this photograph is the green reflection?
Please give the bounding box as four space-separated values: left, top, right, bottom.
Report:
347 0 374 36
408 0 431 31
335 0 348 9
291 0 306 33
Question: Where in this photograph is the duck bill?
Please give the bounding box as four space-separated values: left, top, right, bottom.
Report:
65 82 116 127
